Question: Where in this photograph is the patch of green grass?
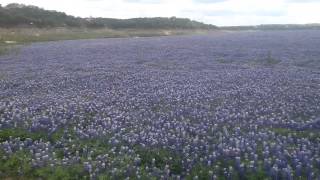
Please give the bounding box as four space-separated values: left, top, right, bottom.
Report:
0 28 210 45
49 128 65 142
256 142 264 157
98 175 111 180
0 150 33 178
0 128 65 143
245 169 269 180
80 139 111 158
0 149 89 179
0 28 212 57
34 165 89 180
135 147 183 175
186 158 271 180
0 73 6 80
0 43 22 57
0 128 47 142
136 147 170 167
187 165 216 180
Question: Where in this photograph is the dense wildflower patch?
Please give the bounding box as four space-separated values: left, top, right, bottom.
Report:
0 30 320 179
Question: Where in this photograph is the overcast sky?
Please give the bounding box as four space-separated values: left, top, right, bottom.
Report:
1 0 320 26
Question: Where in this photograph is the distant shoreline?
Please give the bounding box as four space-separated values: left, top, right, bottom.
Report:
0 28 217 55
1 26 320 56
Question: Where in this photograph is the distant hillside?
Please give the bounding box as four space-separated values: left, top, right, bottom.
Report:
0 3 216 29
221 24 320 31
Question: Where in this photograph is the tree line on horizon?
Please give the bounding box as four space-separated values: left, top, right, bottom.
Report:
0 3 217 29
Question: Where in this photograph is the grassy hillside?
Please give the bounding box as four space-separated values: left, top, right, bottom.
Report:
0 3 217 55
0 3 216 29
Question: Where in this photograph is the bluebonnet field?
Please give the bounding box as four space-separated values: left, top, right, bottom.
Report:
0 30 320 179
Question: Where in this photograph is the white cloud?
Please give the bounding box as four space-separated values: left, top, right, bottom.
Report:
1 0 319 26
